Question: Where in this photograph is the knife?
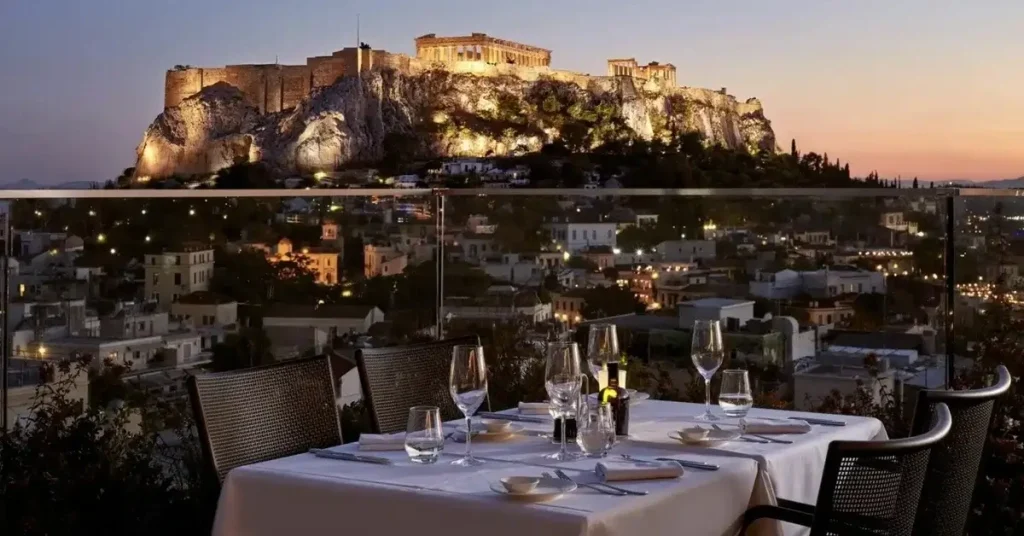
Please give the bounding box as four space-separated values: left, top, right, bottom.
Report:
309 448 394 465
477 412 547 423
653 457 720 471
788 416 846 427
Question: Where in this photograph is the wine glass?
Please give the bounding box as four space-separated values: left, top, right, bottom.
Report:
586 324 618 389
545 341 582 461
449 344 488 466
719 369 753 418
691 320 724 421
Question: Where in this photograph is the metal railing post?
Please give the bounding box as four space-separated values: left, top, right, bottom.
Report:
945 192 956 387
435 190 445 340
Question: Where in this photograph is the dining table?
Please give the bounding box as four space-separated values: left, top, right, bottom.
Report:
212 400 886 536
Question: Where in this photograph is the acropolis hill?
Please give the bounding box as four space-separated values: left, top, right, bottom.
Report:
138 33 776 177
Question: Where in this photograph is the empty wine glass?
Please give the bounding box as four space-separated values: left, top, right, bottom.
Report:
545 341 582 461
691 320 724 421
587 324 618 390
719 369 753 418
405 406 444 464
449 345 488 466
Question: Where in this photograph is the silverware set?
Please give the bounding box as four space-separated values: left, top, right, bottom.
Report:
619 454 719 471
544 469 648 496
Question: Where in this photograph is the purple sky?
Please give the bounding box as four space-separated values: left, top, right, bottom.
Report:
1 0 1022 184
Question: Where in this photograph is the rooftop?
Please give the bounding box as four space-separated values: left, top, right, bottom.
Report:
680 298 755 309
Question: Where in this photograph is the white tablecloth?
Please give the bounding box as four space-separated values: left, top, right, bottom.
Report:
213 401 884 536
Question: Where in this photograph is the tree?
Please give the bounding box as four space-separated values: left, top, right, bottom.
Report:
566 256 598 271
210 328 275 372
790 139 799 158
912 177 919 189
211 249 322 305
581 286 644 318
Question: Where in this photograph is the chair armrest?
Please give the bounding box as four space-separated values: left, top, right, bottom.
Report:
743 505 814 533
777 498 815 513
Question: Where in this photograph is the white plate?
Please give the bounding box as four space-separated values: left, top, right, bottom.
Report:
668 428 741 446
587 390 650 405
489 477 576 502
456 423 525 442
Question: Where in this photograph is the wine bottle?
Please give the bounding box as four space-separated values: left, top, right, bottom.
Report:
599 361 630 436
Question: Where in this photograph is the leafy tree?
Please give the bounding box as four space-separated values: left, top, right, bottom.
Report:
211 249 322 305
580 286 644 318
209 328 275 371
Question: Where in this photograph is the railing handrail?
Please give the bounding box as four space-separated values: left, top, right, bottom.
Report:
0 187 966 199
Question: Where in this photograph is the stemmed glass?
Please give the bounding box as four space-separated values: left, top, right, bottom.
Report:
545 341 583 461
586 324 618 390
449 344 488 466
691 320 725 421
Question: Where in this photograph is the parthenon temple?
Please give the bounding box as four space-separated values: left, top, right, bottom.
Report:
415 33 552 67
607 58 678 86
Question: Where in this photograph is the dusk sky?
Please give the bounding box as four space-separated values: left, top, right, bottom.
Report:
1 0 1022 184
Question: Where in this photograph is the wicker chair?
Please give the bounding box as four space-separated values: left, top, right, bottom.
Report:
743 403 952 536
356 336 480 434
187 356 342 483
910 365 1012 536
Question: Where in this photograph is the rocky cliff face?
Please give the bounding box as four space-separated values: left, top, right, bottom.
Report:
135 69 776 178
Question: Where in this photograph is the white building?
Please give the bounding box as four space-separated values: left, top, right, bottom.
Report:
171 292 238 329
546 219 617 254
750 266 885 300
441 158 495 176
677 298 755 329
144 245 215 309
480 254 546 286
654 240 717 262
262 304 385 358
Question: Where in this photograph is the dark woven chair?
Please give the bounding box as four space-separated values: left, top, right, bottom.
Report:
743 403 952 536
187 356 342 483
356 336 480 434
910 365 1012 536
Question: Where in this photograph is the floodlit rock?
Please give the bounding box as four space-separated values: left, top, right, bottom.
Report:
135 70 776 178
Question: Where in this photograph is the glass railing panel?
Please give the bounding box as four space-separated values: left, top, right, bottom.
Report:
440 189 951 435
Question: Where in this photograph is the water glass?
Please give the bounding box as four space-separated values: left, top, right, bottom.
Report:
691 319 725 421
718 370 753 418
405 406 444 464
449 345 488 466
576 403 615 457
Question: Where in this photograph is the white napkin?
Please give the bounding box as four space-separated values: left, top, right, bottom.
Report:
358 434 406 451
595 461 684 482
740 418 811 435
518 402 550 415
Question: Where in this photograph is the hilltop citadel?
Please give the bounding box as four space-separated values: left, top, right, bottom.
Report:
164 32 752 115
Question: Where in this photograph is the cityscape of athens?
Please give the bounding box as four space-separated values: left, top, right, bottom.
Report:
1 2 1023 535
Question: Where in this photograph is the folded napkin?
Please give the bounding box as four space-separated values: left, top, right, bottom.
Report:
358 434 406 451
518 402 550 415
740 418 811 435
595 461 684 482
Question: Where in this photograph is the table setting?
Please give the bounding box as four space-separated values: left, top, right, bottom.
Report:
212 321 886 536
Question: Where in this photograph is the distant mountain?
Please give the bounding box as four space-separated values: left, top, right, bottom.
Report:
0 179 100 190
975 177 1024 189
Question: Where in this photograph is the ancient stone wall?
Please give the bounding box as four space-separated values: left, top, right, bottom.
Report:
309 56 347 89
281 65 311 110
165 69 202 109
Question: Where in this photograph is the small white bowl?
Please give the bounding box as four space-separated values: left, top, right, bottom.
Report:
501 476 540 494
679 427 710 442
483 419 513 433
